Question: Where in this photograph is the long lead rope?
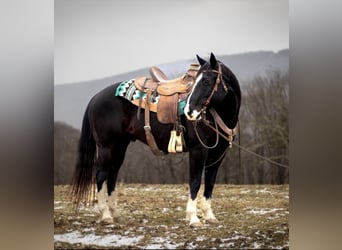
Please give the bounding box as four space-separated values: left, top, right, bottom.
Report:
232 140 289 168
204 121 289 169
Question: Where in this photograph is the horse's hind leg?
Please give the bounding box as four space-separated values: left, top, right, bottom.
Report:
95 146 112 224
106 140 130 220
96 139 129 224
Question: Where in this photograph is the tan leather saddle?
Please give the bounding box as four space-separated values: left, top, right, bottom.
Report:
133 63 199 124
132 64 199 155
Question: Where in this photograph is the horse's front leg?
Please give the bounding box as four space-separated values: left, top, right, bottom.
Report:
201 165 220 224
186 146 206 227
201 147 226 224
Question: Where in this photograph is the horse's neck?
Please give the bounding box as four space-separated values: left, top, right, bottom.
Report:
212 96 237 129
212 106 228 124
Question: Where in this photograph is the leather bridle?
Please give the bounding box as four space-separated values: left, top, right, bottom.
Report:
200 63 228 112
193 63 238 149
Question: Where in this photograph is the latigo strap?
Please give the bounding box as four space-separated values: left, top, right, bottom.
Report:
143 89 163 155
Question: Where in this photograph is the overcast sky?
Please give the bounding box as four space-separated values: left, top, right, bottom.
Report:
55 0 288 85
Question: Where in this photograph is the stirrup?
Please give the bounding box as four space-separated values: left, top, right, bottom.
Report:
168 130 184 153
168 130 177 153
175 132 183 152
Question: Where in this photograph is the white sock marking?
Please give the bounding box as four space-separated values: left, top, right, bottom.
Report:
186 197 201 225
97 182 112 221
201 198 216 221
108 191 120 218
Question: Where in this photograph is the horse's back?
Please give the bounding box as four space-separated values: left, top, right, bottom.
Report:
87 83 134 145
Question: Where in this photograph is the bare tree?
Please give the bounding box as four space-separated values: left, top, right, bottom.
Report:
243 70 289 184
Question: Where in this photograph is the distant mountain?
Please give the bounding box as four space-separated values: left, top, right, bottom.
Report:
219 49 289 82
158 49 289 83
54 49 288 129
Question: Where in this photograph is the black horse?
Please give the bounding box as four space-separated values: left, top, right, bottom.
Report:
71 53 241 227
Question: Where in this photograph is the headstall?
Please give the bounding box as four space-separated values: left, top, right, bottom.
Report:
200 63 228 113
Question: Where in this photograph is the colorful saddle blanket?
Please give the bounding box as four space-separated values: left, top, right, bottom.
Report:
115 79 187 115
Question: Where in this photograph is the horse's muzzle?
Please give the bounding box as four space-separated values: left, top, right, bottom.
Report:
185 109 201 121
184 102 202 121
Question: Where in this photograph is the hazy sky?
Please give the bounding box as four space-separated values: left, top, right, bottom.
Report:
55 0 288 84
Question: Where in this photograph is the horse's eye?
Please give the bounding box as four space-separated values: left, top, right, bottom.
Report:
203 79 210 85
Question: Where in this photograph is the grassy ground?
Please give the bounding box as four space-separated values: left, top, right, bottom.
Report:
54 184 289 249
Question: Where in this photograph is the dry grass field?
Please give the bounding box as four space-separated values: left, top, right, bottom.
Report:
54 184 289 249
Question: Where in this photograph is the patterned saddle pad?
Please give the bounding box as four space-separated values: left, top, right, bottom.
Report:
115 79 187 115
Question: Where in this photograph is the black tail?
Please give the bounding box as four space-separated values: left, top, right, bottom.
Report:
71 106 96 207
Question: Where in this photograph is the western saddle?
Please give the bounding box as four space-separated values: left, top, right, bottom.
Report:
133 63 200 155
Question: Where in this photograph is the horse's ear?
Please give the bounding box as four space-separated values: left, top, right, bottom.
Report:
196 54 207 66
209 53 218 68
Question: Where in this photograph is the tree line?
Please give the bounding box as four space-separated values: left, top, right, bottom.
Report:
54 70 289 185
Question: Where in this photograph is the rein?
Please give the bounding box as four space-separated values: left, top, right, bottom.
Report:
193 108 235 168
201 112 289 169
195 108 289 169
193 114 219 149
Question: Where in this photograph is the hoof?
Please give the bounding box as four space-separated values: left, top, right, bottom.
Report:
190 221 203 227
205 218 218 224
101 217 113 225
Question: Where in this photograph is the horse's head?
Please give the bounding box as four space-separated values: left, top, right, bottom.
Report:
185 53 241 127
